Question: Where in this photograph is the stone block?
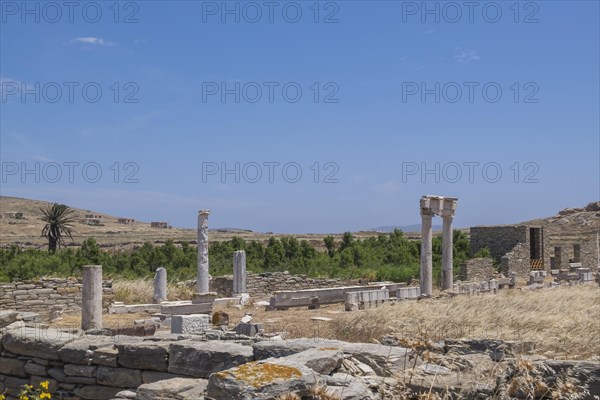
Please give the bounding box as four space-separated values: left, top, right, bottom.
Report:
396 286 420 300
115 342 170 372
64 363 98 377
76 385 123 400
171 314 210 334
1 328 78 360
0 357 27 377
161 303 212 315
24 361 48 376
136 377 208 400
235 322 263 337
168 341 253 378
92 347 118 367
97 366 142 387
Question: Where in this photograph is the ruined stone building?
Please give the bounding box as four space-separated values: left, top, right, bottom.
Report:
469 215 599 278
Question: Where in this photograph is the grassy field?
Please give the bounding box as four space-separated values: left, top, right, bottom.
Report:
94 281 600 360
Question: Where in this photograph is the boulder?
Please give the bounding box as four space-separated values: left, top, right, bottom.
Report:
325 373 376 400
283 347 344 375
168 341 253 378
341 342 412 377
207 359 323 400
141 371 185 384
136 377 208 400
0 310 19 328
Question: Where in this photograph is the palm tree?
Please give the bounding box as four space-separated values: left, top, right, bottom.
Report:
40 203 77 252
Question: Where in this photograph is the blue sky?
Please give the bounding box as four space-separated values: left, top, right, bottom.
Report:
1 1 598 233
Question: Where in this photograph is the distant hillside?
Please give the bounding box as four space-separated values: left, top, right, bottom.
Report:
369 224 442 233
0 196 382 248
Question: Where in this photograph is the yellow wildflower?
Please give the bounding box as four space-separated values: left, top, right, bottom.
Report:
39 381 49 391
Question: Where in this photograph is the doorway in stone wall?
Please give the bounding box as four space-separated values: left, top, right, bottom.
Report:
530 227 544 270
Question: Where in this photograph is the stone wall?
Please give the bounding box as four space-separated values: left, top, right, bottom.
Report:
0 278 114 318
544 233 599 271
0 327 243 400
458 258 497 281
210 272 361 297
499 243 530 278
470 225 529 261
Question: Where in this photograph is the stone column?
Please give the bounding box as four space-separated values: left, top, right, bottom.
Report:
441 213 454 291
197 210 211 293
420 212 433 296
82 265 102 330
233 250 247 295
153 267 167 303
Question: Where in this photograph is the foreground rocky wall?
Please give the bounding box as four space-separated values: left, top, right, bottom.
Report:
1 322 598 400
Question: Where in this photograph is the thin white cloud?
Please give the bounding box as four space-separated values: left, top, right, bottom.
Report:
374 181 400 195
71 37 115 46
453 48 480 64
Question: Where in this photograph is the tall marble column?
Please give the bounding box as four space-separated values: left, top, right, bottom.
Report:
233 250 247 295
197 210 211 293
420 212 433 296
153 267 167 303
82 265 102 330
441 211 454 291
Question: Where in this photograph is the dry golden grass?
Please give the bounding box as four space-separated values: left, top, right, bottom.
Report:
112 278 194 304
84 280 600 360
212 285 600 360
330 285 600 360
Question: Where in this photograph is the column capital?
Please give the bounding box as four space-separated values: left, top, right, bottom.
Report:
198 210 211 216
420 210 434 218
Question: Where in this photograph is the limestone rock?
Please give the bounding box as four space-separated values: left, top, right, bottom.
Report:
1 327 78 360
0 310 19 328
116 342 170 372
76 385 123 400
283 347 344 375
136 377 208 400
212 310 229 326
325 373 376 400
207 359 323 400
97 366 142 387
253 338 343 360
341 342 412 377
64 363 98 377
168 341 253 378
0 357 27 377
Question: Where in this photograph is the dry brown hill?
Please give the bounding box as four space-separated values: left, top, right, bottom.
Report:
0 196 384 249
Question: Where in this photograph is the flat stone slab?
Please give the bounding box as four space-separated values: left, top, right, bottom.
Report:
137 377 208 400
1 327 79 360
109 304 161 314
161 303 212 315
171 314 210 334
168 341 254 378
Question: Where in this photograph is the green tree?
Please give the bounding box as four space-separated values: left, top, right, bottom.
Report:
40 203 77 252
323 236 335 257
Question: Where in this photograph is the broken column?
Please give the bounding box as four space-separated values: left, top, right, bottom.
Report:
420 207 433 296
233 250 247 295
82 265 102 330
153 267 167 303
441 198 456 291
197 210 211 293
